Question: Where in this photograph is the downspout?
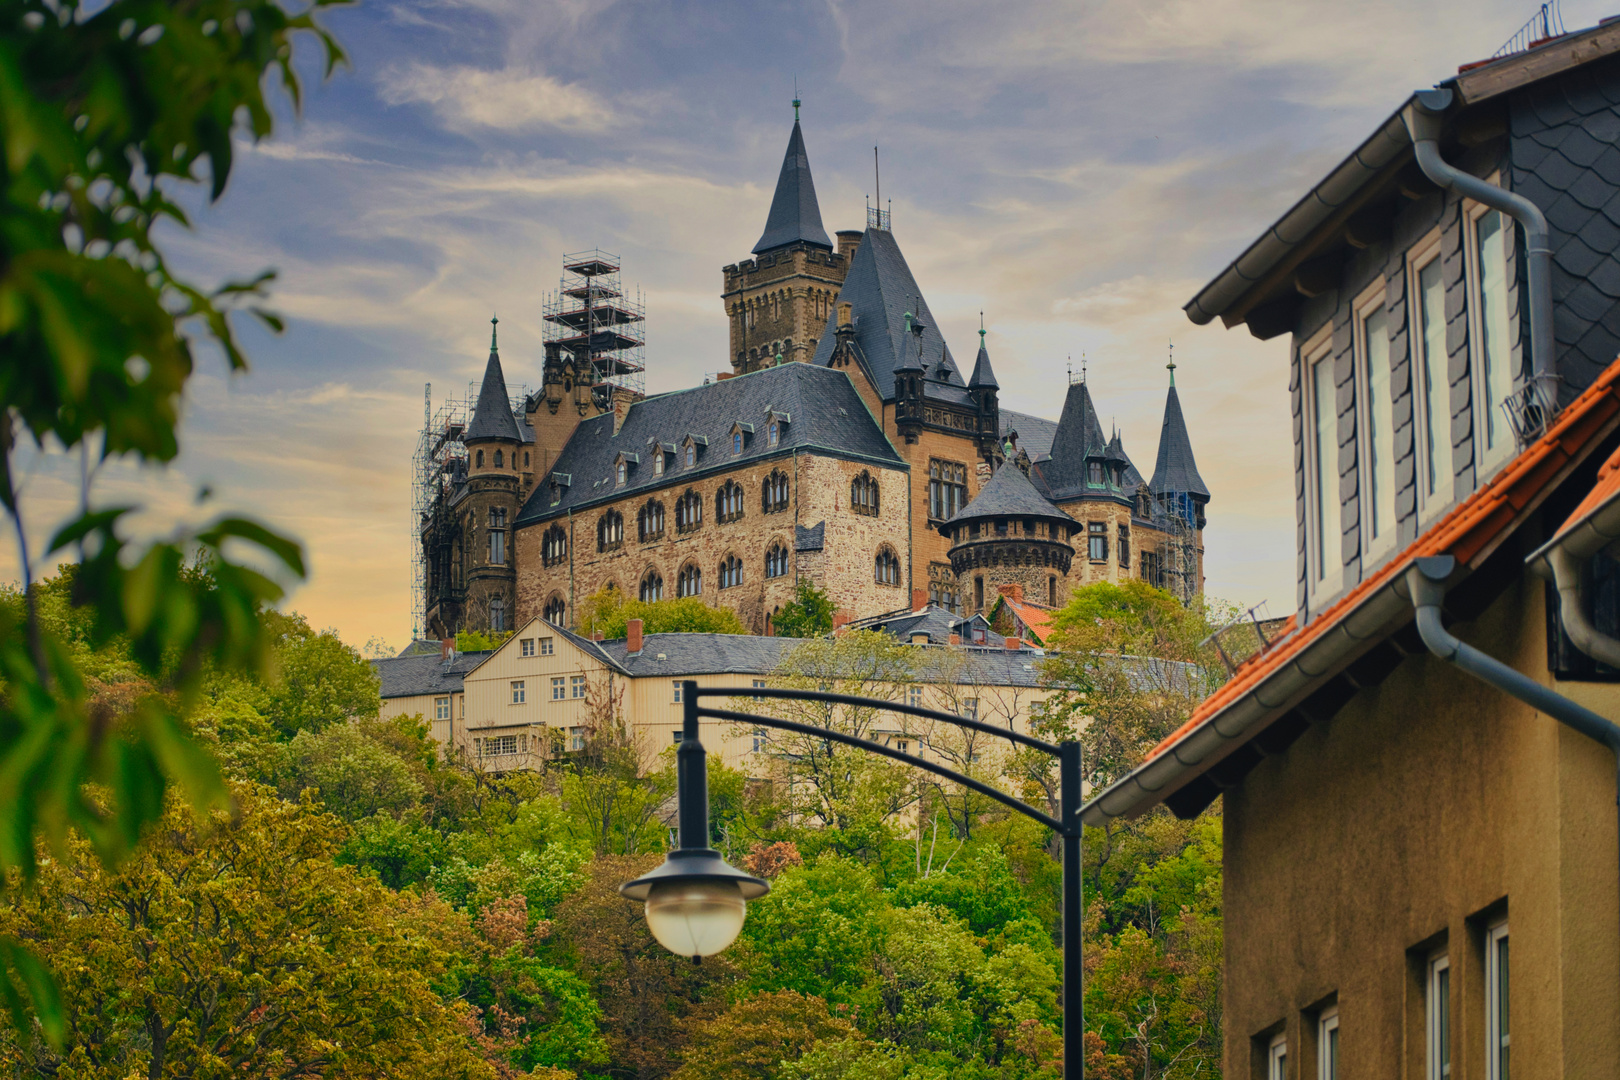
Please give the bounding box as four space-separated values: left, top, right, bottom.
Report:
1402 88 1557 412
1527 493 1620 668
1407 555 1620 963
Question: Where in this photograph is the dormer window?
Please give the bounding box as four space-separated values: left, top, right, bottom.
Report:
654 452 664 475
616 462 627 486
685 444 695 467
768 421 779 446
733 432 743 454
1088 462 1104 485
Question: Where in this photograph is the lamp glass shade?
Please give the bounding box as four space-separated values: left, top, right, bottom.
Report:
644 879 747 959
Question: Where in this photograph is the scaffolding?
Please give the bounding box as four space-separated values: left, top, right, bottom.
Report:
1146 481 1202 606
541 250 646 401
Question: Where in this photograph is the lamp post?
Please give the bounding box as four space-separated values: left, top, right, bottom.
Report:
621 681 1085 1078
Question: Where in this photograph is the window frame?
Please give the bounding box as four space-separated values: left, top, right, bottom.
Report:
551 677 565 701
1464 194 1519 477
1301 324 1342 597
1318 1006 1340 1080
571 674 587 699
1087 521 1108 563
1407 228 1452 520
1354 280 1397 562
520 638 535 658
540 637 554 656
1485 921 1509 1080
1427 952 1452 1080
434 696 451 721
510 680 526 705
1267 1032 1287 1080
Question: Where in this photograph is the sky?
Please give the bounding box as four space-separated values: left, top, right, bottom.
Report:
9 0 1613 651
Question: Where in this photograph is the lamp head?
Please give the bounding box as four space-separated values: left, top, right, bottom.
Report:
620 848 769 961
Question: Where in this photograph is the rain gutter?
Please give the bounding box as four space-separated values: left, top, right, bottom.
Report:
1527 490 1620 668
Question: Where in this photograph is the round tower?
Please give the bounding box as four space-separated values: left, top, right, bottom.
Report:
458 316 524 634
944 461 1080 615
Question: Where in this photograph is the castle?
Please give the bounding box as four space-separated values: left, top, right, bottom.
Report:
417 110 1209 639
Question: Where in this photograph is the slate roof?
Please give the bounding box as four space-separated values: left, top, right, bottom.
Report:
795 522 825 551
597 633 800 676
1148 382 1209 499
372 650 494 699
852 605 1011 648
466 341 523 444
809 229 962 402
948 461 1077 529
1000 410 1058 459
968 335 999 390
752 120 832 254
516 363 903 526
1033 381 1108 499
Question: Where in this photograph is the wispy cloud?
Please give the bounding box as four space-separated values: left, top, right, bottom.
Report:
375 63 618 131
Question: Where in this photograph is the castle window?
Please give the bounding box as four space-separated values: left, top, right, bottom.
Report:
975 576 984 611
717 481 745 523
476 450 484 468
490 596 507 632
685 444 695 468
851 472 879 516
1048 576 1058 606
733 432 743 454
766 543 790 579
542 525 568 567
675 489 703 533
928 577 959 615
641 571 664 602
1088 462 1104 485
928 460 968 521
768 421 779 447
1142 550 1163 590
488 528 505 566
719 554 743 589
1118 525 1130 568
495 450 504 468
525 452 530 468
654 452 664 476
616 462 627 486
597 510 624 552
677 563 702 598
638 500 665 542
763 471 790 513
1088 522 1108 562
875 547 901 587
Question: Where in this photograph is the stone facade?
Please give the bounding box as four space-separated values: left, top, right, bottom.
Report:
722 239 851 373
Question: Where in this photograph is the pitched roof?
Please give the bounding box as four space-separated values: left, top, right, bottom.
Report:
1030 381 1140 502
948 461 1076 528
993 594 1056 645
853 605 1010 648
371 650 494 699
795 521 825 551
1081 353 1620 827
809 229 960 401
515 363 902 526
465 339 523 444
752 120 832 254
1000 410 1059 459
1148 382 1209 499
597 633 799 676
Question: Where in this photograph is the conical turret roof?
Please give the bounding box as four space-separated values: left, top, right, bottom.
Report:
1149 382 1209 500
752 119 832 254
948 461 1075 530
465 320 522 444
968 331 999 390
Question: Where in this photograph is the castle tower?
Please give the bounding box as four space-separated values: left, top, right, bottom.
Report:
967 325 1000 460
454 318 523 634
944 461 1080 614
1146 359 1210 601
722 102 853 374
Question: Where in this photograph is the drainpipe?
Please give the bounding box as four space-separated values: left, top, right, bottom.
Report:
1402 88 1557 413
1407 555 1620 956
1527 493 1620 668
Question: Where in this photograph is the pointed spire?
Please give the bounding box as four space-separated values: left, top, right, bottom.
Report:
1149 374 1209 501
465 320 522 444
1167 338 1176 387
968 321 998 390
752 109 832 254
894 311 923 373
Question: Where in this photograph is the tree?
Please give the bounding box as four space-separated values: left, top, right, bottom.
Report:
576 586 748 639
0 784 490 1080
264 610 382 736
736 855 887 1007
670 991 856 1080
0 0 343 1034
772 581 835 638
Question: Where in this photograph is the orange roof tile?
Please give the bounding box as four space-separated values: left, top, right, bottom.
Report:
1142 357 1620 768
1552 442 1620 542
1001 596 1055 643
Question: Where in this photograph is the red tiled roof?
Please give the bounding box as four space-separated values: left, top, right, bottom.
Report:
1143 358 1620 768
1001 596 1055 644
1552 442 1620 542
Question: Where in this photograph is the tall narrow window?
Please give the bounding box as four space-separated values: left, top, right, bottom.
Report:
1418 256 1453 503
490 596 506 632
1088 521 1108 562
1486 923 1509 1080
1311 347 1341 583
1361 301 1396 552
1475 210 1516 469
1318 1008 1339 1080
1267 1034 1286 1080
1428 953 1451 1080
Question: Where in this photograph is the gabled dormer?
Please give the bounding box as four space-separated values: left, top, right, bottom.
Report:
613 451 640 488
728 421 754 456
680 434 708 469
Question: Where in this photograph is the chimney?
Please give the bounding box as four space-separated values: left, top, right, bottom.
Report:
627 618 644 654
441 638 455 660
1005 636 1021 650
592 630 604 642
836 301 854 329
912 588 927 611
998 583 1024 602
836 230 862 260
612 388 631 436
949 633 961 645
832 611 851 635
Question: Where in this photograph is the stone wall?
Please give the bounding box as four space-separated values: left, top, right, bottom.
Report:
722 243 847 373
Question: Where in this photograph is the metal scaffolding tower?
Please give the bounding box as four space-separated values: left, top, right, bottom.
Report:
541 250 646 401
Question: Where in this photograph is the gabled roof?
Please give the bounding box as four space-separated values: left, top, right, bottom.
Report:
465 336 523 444
949 461 1076 528
849 605 1016 650
1032 381 1141 502
1148 382 1209 499
1081 353 1620 827
990 594 1055 646
1000 410 1059 459
597 633 799 676
752 120 832 254
810 229 960 401
371 650 494 699
516 363 903 526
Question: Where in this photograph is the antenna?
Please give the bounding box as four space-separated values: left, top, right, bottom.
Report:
792 76 800 121
874 146 880 211
1167 338 1176 386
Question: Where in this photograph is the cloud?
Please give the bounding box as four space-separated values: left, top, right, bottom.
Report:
375 63 617 131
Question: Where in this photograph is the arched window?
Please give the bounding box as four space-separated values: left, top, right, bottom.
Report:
684 444 695 468
638 500 665 542
717 481 744 523
768 420 780 447
718 554 743 590
766 543 790 579
597 510 624 551
616 461 627 486
640 571 664 602
489 595 507 631
762 470 789 514
677 563 702 598
494 449 504 468
675 489 703 532
732 431 743 455
654 452 665 476
476 450 484 468
542 525 568 567
875 546 901 586
544 594 565 625
851 472 879 516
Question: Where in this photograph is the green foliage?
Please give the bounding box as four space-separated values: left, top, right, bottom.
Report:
892 848 1035 938
738 855 889 1005
338 812 446 890
456 628 512 652
772 580 836 638
263 610 382 736
671 990 856 1080
576 584 748 638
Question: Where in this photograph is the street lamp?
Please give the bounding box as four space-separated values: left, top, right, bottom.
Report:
622 681 1084 1078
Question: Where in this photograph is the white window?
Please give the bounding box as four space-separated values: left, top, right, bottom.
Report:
540 637 554 656
571 674 587 699
672 681 683 703
1356 287 1396 558
551 677 565 701
1471 207 1517 472
894 738 910 754
654 452 665 475
908 686 924 710
752 726 768 753
1267 1032 1287 1080
616 461 627 485
1413 242 1453 512
434 696 451 721
1486 922 1509 1080
568 726 587 752
510 681 525 704
752 679 767 689
1318 1007 1339 1080
962 698 978 721
486 733 517 756
1428 953 1451 1080
520 638 535 657
1307 338 1342 587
